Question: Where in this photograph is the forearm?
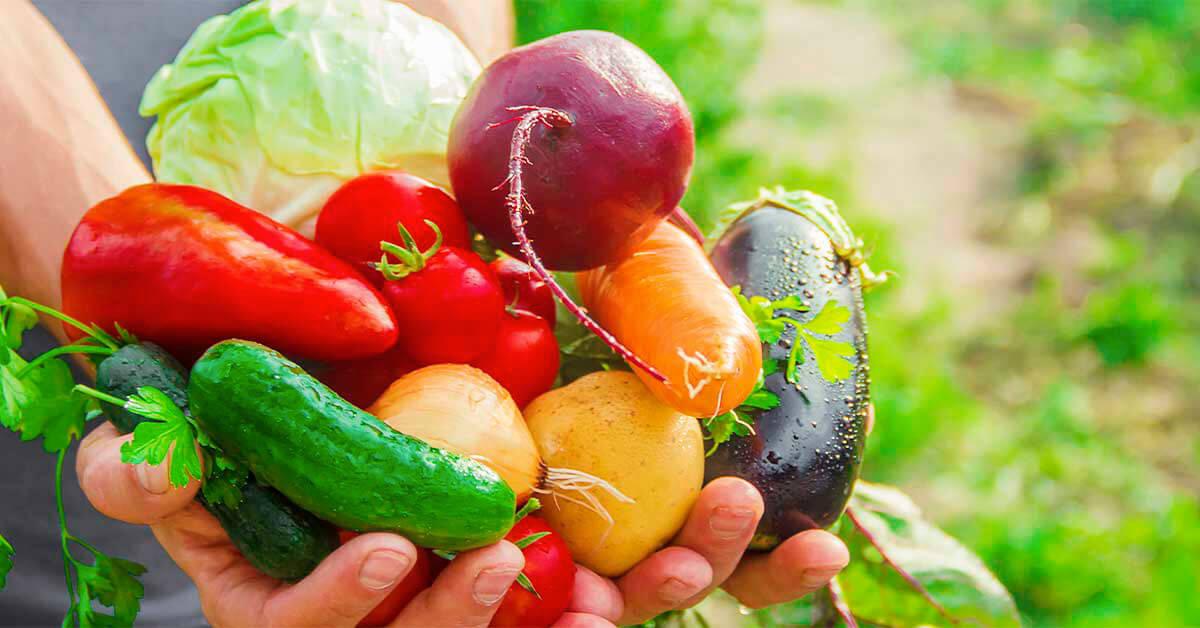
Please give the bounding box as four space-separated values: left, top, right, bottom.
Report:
0 1 149 315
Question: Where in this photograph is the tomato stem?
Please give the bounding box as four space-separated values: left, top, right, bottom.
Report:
376 220 443 281
493 106 667 383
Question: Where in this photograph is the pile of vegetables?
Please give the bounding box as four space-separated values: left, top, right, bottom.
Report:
0 1 1016 626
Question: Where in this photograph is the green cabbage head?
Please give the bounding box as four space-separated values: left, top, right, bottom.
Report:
140 0 480 228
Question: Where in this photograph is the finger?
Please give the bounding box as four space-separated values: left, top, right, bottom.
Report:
672 477 764 607
568 565 623 622
262 533 419 628
391 540 525 627
866 404 875 436
149 504 283 625
552 612 618 628
722 529 849 609
76 422 199 524
616 546 713 625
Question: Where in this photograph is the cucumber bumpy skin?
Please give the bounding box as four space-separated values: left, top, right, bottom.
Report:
188 340 516 550
96 342 338 581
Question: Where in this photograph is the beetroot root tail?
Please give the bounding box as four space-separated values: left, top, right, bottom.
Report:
494 106 668 383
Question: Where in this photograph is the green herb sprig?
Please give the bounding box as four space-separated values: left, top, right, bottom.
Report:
0 288 245 626
703 287 857 454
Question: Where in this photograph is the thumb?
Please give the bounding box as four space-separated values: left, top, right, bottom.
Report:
264 533 419 628
77 423 199 524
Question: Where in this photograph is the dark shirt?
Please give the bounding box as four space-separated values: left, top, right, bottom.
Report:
2 3 243 625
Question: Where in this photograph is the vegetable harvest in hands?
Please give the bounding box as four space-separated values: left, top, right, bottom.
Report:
0 4 924 623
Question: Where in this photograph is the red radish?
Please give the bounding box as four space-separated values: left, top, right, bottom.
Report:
338 531 432 627
491 515 575 627
472 310 559 408
492 257 556 325
376 223 505 365
318 345 417 408
316 171 471 284
448 31 695 382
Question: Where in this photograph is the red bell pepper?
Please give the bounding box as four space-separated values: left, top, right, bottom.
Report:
61 184 398 361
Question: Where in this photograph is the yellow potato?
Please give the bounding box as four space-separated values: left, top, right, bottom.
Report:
524 371 704 577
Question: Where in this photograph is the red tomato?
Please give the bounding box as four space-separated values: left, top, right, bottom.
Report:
471 311 560 408
492 257 556 325
316 171 471 284
491 516 575 627
318 345 416 408
338 531 433 627
382 247 505 365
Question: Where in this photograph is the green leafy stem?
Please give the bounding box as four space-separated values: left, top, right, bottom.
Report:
0 531 12 590
703 288 857 454
0 288 244 627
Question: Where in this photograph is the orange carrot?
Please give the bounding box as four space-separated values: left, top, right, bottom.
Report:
577 221 762 417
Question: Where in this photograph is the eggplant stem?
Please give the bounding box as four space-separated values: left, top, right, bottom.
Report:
493 105 668 383
844 505 963 624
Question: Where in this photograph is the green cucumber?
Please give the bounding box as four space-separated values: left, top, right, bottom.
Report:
96 342 188 434
188 340 516 550
96 342 338 581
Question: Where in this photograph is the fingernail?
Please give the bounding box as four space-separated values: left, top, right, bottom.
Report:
473 567 520 605
136 463 169 495
800 565 844 588
659 577 703 605
710 506 756 538
359 550 412 590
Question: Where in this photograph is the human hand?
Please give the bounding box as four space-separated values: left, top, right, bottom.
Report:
562 477 850 626
570 406 877 625
76 422 616 627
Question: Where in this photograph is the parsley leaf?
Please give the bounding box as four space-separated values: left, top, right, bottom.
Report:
803 333 856 383
802 299 852 335
201 452 249 509
17 359 94 453
741 388 783 410
732 287 800 344
0 532 12 590
705 287 859 454
733 286 857 385
75 553 146 626
1 291 120 453
0 353 32 432
704 409 756 455
1 297 37 355
790 301 857 384
117 387 205 488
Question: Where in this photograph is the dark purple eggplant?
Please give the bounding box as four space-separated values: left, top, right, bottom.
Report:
707 189 883 550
